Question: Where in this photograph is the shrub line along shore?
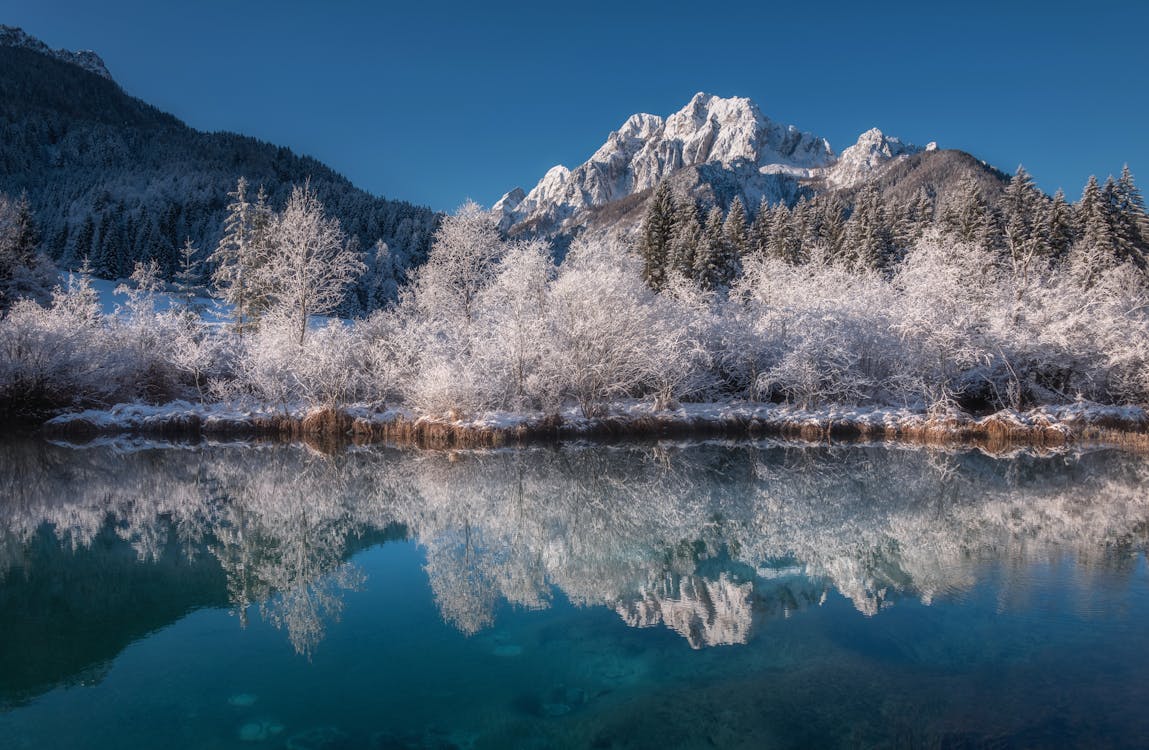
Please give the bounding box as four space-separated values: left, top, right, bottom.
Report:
36 400 1149 452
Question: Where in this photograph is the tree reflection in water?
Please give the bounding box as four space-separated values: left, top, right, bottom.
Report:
1 438 1147 655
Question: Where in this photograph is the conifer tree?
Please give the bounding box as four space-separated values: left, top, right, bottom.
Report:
942 176 998 251
1002 166 1049 285
767 204 799 263
693 205 728 290
844 185 896 271
723 196 749 259
174 238 203 312
749 196 772 256
1041 189 1074 263
1071 175 1118 287
667 197 702 279
1112 165 1148 269
638 181 676 291
211 177 263 333
816 196 848 260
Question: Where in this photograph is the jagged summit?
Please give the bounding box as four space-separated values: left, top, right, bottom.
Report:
495 92 922 235
819 127 927 189
0 25 114 81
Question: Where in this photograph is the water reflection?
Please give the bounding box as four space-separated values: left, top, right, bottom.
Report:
1 438 1147 683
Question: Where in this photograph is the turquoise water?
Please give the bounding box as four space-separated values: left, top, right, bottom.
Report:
2 439 1149 748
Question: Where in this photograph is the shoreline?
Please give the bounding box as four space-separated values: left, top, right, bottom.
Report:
31 400 1149 453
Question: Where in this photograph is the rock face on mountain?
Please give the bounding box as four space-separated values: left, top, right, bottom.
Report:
494 92 967 239
0 25 114 81
496 93 846 233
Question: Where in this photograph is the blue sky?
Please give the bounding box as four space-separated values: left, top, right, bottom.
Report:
5 0 1146 211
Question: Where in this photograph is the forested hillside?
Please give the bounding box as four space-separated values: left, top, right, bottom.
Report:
0 43 439 313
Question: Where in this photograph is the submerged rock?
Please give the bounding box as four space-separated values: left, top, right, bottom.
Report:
238 718 285 742
228 692 259 707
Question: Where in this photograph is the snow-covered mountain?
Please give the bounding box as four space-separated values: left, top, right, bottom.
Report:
0 24 114 81
495 92 933 236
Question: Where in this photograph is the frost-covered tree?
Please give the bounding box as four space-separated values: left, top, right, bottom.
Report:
262 182 365 345
173 238 203 313
211 178 263 333
723 196 749 259
474 240 554 410
410 200 503 328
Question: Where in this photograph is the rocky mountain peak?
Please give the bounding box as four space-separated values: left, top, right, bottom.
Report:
0 25 114 81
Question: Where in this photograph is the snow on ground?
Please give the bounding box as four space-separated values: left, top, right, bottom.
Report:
70 273 344 328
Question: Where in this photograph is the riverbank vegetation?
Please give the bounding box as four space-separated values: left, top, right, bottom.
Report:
2 167 1148 440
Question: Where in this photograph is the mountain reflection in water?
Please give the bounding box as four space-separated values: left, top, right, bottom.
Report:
3 439 1146 673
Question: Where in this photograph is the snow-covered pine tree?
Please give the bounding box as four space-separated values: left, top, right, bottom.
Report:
173 238 202 312
1002 166 1050 285
667 197 702 280
942 176 998 251
905 188 935 240
722 196 749 268
1112 165 1148 270
815 195 848 259
791 197 815 260
844 184 896 271
693 205 727 290
211 177 261 334
1041 188 1074 263
638 181 676 291
749 197 771 256
1071 175 1118 287
767 204 799 264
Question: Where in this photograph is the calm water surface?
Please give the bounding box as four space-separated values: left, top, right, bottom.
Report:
2 438 1149 749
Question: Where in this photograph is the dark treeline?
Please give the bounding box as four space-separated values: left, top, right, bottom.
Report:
638 165 1149 292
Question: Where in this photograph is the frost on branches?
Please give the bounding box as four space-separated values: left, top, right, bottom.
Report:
2 168 1149 426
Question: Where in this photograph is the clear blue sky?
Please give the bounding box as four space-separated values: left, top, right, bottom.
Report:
5 0 1146 211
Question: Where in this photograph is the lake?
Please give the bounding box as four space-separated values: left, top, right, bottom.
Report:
2 438 1148 749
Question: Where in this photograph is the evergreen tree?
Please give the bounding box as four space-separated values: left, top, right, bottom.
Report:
905 188 935 240
210 177 263 333
843 185 896 271
1112 165 1148 269
748 196 772 256
1071 175 1118 287
767 204 800 263
174 238 203 312
1041 189 1074 263
815 196 848 260
942 176 998 251
723 196 749 259
1002 166 1049 284
9 193 40 268
693 205 728 290
667 197 702 279
637 181 676 291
